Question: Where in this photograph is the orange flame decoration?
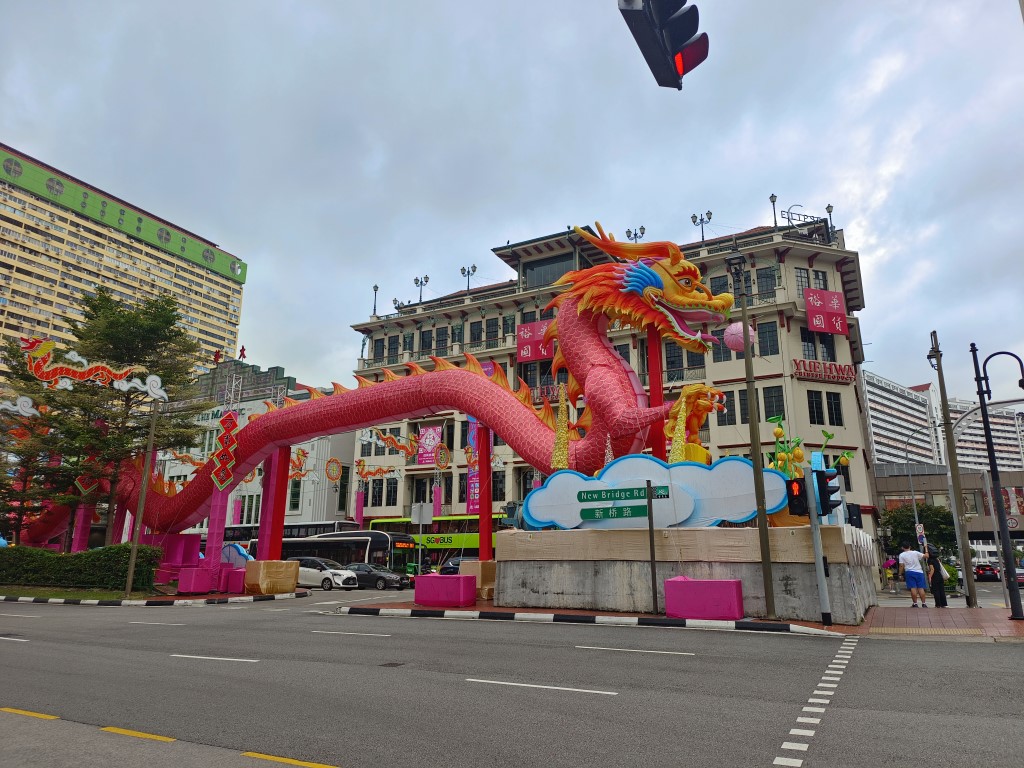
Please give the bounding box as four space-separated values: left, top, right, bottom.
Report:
371 428 420 458
20 337 136 389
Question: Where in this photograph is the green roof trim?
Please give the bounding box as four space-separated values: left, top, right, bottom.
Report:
0 146 246 285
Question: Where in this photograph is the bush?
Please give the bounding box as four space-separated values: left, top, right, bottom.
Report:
0 543 163 591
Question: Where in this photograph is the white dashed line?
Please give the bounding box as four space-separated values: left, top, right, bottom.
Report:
0 613 40 618
170 654 258 663
773 758 803 767
789 729 815 737
0 637 29 642
311 630 391 637
818 682 838 688
796 717 820 724
575 645 695 656
802 706 826 713
465 678 617 696
781 742 809 752
808 698 831 704
130 622 185 626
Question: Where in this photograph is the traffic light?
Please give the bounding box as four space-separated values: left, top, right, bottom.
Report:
618 0 710 90
814 469 843 516
786 477 808 517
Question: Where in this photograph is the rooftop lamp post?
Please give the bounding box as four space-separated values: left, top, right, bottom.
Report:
691 211 712 242
414 275 429 302
770 194 778 229
461 264 476 293
372 284 379 315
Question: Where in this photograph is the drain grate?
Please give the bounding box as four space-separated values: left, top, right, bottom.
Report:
378 662 406 667
869 627 983 635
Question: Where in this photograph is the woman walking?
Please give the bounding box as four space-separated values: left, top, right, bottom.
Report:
925 546 948 608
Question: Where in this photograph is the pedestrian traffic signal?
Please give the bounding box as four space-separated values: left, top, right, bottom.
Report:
618 0 710 90
814 469 843 516
786 477 808 517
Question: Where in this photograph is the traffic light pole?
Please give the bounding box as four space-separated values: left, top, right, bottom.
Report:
807 469 832 626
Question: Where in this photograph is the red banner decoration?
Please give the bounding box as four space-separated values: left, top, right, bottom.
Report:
211 411 239 491
803 289 848 336
516 320 554 361
417 426 443 465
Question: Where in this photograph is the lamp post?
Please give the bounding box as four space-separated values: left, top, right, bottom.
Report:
725 244 775 619
691 211 712 242
625 226 645 243
902 423 937 545
372 284 379 315
392 298 407 311
414 275 429 302
461 264 476 293
825 204 835 244
769 194 778 229
928 330 977 607
969 342 1024 619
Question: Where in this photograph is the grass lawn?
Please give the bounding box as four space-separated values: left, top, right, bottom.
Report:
0 585 160 601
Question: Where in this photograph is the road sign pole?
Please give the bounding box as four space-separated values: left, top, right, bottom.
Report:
646 480 659 614
807 469 833 626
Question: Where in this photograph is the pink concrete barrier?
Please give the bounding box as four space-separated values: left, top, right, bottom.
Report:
414 574 477 608
664 576 744 621
177 567 213 595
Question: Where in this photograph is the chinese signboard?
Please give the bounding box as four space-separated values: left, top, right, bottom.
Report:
792 359 857 384
516 320 554 361
804 288 848 336
417 425 443 465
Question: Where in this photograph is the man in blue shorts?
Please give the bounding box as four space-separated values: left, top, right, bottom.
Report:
898 542 928 607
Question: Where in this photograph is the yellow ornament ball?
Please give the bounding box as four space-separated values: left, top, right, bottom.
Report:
792 448 805 462
776 452 788 463
773 427 784 439
839 455 850 466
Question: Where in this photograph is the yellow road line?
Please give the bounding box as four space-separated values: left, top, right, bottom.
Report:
0 707 59 720
242 751 340 768
100 726 176 742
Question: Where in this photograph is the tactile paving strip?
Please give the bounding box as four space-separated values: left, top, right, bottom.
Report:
869 627 984 635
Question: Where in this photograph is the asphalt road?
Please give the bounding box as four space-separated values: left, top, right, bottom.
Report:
1 595 1021 768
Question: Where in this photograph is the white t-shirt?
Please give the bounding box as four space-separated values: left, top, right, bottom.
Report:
899 550 924 573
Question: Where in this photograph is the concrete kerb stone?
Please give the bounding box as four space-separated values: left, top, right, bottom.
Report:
0 592 310 607
326 605 846 637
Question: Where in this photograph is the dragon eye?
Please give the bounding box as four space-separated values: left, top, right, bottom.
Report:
681 278 692 287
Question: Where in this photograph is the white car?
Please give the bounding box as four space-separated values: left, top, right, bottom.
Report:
287 557 358 591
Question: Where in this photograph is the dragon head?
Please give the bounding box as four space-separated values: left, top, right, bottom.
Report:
20 337 55 358
553 224 733 354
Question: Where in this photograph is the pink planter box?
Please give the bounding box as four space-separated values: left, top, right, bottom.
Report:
177 567 213 595
217 566 246 594
664 576 744 621
414 574 477 608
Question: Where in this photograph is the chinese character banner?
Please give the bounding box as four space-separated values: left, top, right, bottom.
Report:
803 288 849 336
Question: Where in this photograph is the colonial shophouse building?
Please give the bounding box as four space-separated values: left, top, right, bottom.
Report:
347 216 872 521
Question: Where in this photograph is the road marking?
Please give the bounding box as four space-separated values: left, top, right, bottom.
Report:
782 742 809 751
575 645 695 656
130 622 186 626
796 717 820 724
808 698 831 704
0 613 39 618
812 690 834 697
262 608 291 612
802 706 826 713
827 667 845 672
101 726 176 742
313 595 382 605
241 752 339 768
789 728 815 737
773 758 803 766
312 630 391 637
466 678 617 696
821 676 841 682
817 682 838 688
1 707 59 719
170 654 258 663
0 636 29 642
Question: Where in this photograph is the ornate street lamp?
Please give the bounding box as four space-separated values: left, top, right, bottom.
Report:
414 275 429 302
461 264 476 293
691 211 712 242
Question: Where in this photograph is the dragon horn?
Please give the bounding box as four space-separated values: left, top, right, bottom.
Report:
574 223 684 265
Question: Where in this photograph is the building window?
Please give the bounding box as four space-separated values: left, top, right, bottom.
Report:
419 329 433 354
812 270 828 290
709 275 729 296
540 307 555 321
800 327 817 360
818 332 836 363
826 391 844 426
524 252 574 289
519 362 537 389
403 332 414 352
795 267 810 293
374 431 386 456
686 350 705 369
288 478 301 511
502 314 515 335
451 324 463 344
807 390 825 425
665 342 683 379
370 478 383 507
830 455 852 491
458 473 467 504
444 474 453 505
485 317 500 348
757 321 779 356
387 426 401 455
711 329 731 363
763 386 784 420
360 436 372 457
372 338 384 360
460 420 469 449
337 465 350 513
387 335 399 360
521 309 536 324
756 267 777 296
492 470 505 501
470 321 482 343
435 326 448 355
717 391 736 426
385 477 398 507
738 389 756 425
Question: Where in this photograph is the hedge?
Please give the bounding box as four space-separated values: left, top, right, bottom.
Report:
0 543 163 591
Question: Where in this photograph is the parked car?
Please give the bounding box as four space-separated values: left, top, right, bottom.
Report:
439 556 478 575
286 557 357 591
974 564 999 581
345 562 409 590
1015 568 1024 585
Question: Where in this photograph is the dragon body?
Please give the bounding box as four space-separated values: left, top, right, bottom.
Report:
22 223 732 544
20 337 135 389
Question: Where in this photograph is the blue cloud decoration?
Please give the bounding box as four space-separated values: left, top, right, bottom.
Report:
523 455 789 530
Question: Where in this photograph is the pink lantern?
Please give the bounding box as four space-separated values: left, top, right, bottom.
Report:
723 322 755 352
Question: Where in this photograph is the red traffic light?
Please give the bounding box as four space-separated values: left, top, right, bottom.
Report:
673 31 709 77
789 480 802 496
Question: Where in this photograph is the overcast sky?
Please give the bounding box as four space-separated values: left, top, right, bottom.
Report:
2 1 1022 404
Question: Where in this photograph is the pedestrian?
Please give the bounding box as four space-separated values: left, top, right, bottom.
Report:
898 541 928 607
925 545 948 608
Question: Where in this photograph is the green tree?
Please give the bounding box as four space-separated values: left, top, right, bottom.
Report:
880 503 959 556
1 288 213 545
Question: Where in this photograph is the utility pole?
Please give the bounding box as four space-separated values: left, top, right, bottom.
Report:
125 403 159 598
928 330 977 607
807 468 833 626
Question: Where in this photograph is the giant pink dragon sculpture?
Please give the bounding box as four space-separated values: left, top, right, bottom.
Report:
23 224 732 544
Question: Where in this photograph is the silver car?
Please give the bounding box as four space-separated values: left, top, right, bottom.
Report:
287 557 358 591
